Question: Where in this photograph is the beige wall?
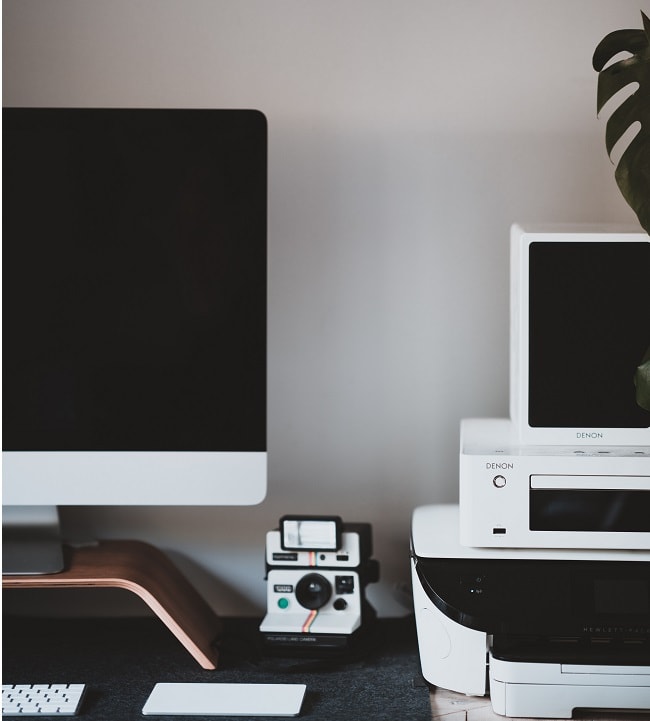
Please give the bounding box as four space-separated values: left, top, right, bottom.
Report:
3 0 641 616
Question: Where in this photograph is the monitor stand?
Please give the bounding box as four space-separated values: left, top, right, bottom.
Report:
2 537 223 670
2 505 66 575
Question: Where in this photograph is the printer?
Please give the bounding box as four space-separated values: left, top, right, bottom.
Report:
411 504 650 718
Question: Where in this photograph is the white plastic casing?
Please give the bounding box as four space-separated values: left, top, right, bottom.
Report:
411 505 650 702
411 556 488 696
260 568 362 635
264 530 362 568
489 654 650 718
509 223 650 447
260 530 364 635
459 418 650 550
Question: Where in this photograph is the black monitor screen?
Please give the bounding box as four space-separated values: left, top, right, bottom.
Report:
528 241 650 429
3 108 267 452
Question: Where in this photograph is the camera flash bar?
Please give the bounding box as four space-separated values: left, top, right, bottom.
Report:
280 515 342 551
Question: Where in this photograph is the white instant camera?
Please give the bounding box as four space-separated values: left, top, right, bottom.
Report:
260 516 379 653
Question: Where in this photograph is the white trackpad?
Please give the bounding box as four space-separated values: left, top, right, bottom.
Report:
142 683 307 717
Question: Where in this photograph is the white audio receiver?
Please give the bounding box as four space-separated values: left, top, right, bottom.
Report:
459 418 650 549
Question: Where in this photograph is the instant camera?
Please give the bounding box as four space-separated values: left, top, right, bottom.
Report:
260 516 379 654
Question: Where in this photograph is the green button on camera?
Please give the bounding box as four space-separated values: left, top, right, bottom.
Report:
278 597 289 609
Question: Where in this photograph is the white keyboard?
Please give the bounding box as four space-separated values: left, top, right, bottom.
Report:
2 684 86 716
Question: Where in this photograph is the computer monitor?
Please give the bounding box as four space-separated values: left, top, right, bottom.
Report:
3 108 268 574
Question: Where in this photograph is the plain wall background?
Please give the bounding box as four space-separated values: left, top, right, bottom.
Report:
3 0 643 616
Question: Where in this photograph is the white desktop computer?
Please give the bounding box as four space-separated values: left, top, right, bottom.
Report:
2 108 269 671
2 108 269 576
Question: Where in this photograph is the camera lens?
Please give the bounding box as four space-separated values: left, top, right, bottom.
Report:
295 573 332 610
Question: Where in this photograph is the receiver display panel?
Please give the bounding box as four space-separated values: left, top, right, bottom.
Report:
530 489 650 532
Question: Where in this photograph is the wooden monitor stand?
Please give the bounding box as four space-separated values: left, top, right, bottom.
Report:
2 540 223 670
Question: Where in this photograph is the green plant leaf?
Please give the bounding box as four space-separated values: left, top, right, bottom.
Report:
593 12 650 234
635 347 650 412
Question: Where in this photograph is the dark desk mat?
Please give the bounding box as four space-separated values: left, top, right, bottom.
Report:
3 615 429 720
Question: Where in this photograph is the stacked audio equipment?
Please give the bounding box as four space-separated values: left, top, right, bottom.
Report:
412 225 650 718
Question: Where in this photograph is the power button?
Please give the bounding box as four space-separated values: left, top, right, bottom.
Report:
493 475 506 488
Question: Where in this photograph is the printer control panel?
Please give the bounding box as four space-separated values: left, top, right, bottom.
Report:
415 557 650 642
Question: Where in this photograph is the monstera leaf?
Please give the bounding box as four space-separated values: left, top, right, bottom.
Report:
635 347 650 412
593 11 650 234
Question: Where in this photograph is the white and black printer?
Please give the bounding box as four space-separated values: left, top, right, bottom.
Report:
412 225 650 718
411 504 650 718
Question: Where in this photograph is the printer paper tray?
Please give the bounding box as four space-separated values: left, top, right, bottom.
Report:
490 656 650 719
489 654 650 719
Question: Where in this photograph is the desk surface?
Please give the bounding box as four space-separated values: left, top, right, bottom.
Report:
3 613 644 720
3 613 429 720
